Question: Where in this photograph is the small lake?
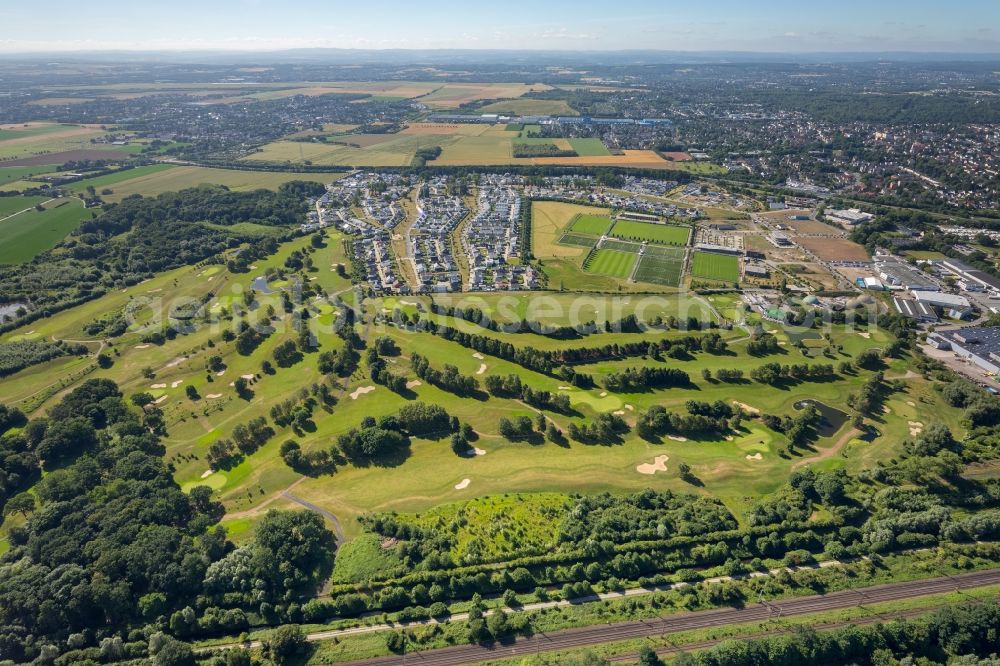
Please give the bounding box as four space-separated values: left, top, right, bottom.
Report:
794 399 849 438
250 276 273 294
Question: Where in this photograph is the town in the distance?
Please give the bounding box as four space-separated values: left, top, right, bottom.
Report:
1 9 1000 666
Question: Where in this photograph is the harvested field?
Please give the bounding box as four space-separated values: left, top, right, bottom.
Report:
796 236 871 262
531 150 673 168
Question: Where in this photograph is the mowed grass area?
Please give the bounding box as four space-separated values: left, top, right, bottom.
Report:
0 214 968 549
690 251 741 282
633 247 686 287
0 195 49 218
610 219 690 246
532 201 677 292
0 165 57 186
585 248 637 278
0 198 90 263
88 166 340 202
570 214 613 236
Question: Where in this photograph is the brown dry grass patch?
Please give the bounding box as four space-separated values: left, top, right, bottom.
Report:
796 236 870 262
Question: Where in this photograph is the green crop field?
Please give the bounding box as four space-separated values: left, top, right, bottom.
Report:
691 250 741 282
0 198 90 263
569 214 612 236
567 138 612 156
633 247 686 286
584 248 637 278
609 219 690 245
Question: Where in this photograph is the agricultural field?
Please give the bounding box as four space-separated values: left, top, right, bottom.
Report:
690 250 741 282
68 165 339 201
609 219 690 245
0 122 133 164
0 197 90 263
477 98 578 116
584 248 637 278
0 165 57 188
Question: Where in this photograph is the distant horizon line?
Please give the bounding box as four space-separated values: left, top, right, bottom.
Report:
0 47 999 57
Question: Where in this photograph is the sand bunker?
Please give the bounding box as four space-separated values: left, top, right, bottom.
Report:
625 404 634 411
135 344 150 349
600 391 608 397
668 435 688 442
240 374 255 380
745 452 763 461
153 395 167 405
558 386 572 390
350 385 376 400
151 383 166 389
882 405 892 414
476 363 487 375
170 380 183 388
200 470 213 478
636 455 669 475
732 401 760 414
454 478 471 490
858 331 871 339
613 410 626 416
908 421 924 437
472 352 484 360
216 370 226 376
466 447 486 457
206 393 222 399
165 357 185 368
907 400 916 407
405 379 422 389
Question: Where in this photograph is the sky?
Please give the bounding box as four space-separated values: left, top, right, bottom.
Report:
2 0 998 53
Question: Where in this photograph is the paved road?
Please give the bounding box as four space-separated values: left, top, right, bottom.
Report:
282 491 345 544
326 568 1000 666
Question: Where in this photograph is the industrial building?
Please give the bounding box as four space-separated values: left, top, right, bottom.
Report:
893 297 938 322
939 327 1000 375
826 208 875 226
876 259 938 291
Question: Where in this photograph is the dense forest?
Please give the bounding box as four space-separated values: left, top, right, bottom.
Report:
0 380 334 664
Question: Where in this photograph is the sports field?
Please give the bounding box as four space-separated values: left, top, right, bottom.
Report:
633 246 687 286
570 214 612 236
690 251 741 282
556 232 599 248
584 248 637 278
610 219 690 245
0 198 90 263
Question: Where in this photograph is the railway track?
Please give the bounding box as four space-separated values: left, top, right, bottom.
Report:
329 568 1000 666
